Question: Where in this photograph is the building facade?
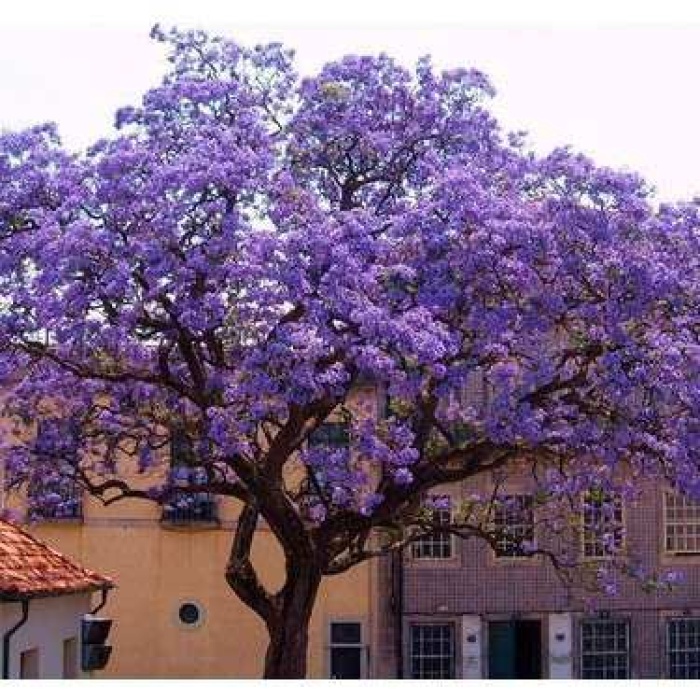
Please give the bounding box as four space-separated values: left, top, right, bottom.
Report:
4 383 700 679
2 385 381 679
375 469 700 679
27 501 378 679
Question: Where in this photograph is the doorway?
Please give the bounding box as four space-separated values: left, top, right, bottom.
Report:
487 619 543 679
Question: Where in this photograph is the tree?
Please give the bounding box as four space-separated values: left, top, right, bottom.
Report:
0 26 697 678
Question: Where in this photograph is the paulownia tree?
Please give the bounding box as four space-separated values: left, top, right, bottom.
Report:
0 26 698 677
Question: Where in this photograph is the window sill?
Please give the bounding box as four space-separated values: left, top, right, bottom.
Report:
159 519 221 531
29 517 84 526
488 554 541 567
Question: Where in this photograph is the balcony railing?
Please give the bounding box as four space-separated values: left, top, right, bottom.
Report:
161 492 218 524
27 479 83 522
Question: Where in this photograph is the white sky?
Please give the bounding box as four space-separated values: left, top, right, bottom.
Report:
2 0 700 201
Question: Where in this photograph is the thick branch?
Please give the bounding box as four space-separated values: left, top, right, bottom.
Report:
225 501 277 623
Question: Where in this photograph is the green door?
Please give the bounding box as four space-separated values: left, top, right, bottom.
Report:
488 621 517 679
488 620 543 679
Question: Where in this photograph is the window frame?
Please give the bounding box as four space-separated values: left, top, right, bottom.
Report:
304 416 353 503
327 619 365 679
162 431 218 524
667 617 700 678
663 491 700 556
410 495 455 561
578 618 630 679
408 622 456 679
27 418 84 522
580 491 625 560
173 598 206 630
491 494 536 560
27 473 84 521
19 647 40 679
62 637 78 679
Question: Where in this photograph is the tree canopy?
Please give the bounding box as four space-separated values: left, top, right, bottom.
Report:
0 26 698 676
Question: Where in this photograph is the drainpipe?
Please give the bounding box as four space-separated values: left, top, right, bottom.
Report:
391 551 404 679
2 599 30 679
90 589 109 615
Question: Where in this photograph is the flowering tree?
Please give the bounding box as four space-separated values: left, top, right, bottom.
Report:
0 26 698 677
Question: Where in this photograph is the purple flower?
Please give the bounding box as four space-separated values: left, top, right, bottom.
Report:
393 468 414 486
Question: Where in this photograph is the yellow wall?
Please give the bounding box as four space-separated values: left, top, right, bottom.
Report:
13 387 380 678
31 498 373 678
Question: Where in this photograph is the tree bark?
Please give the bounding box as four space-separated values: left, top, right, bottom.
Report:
262 563 322 679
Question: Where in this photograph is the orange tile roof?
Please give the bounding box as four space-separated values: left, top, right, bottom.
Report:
0 519 113 600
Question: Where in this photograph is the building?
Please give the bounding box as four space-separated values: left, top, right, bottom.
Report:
4 386 381 679
0 518 113 679
6 384 700 679
26 500 377 678
374 467 700 679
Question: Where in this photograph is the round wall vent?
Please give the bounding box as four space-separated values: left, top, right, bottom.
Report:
175 600 205 629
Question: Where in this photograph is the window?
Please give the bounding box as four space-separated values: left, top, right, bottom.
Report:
411 496 453 560
579 619 630 679
492 495 535 558
668 618 700 678
410 623 455 679
306 419 351 489
664 492 700 554
162 432 216 523
62 637 78 679
582 491 624 558
329 621 363 679
28 475 83 520
309 421 351 450
441 369 491 444
458 368 490 414
28 419 83 520
19 648 39 679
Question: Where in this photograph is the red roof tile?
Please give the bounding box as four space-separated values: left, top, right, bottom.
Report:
0 519 113 599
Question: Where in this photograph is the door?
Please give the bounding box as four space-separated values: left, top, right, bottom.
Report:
488 620 543 679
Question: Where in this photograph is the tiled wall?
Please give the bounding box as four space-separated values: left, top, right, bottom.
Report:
372 472 700 678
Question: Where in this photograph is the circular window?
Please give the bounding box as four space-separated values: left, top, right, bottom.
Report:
176 600 205 629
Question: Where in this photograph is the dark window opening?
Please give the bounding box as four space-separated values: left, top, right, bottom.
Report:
28 418 83 520
309 422 351 450
162 432 217 523
329 622 363 679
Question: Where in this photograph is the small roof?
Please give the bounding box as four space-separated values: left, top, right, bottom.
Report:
0 519 113 600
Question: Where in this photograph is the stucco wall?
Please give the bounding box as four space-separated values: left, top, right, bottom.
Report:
32 521 372 678
5 385 380 678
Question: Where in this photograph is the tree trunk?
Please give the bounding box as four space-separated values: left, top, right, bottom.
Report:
263 564 321 679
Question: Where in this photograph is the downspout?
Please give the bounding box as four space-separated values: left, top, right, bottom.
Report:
90 588 109 615
2 598 30 679
391 551 404 679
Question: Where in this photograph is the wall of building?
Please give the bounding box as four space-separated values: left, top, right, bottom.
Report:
32 509 373 678
0 592 91 679
14 385 381 678
389 468 700 679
